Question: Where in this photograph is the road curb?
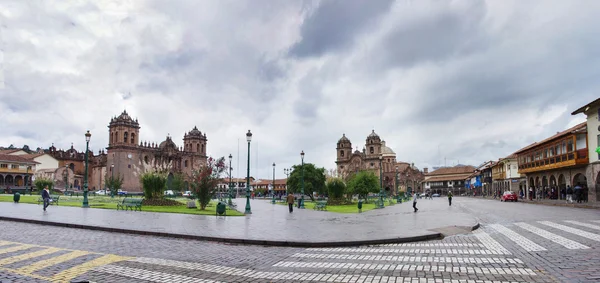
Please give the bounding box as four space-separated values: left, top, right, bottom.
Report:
0 215 449 247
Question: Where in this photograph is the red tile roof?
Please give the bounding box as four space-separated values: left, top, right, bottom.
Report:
0 154 40 164
514 122 586 154
427 165 476 176
0 149 21 155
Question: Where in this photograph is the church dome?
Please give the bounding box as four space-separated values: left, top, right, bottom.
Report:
337 134 351 144
159 136 177 149
382 146 395 155
367 130 380 140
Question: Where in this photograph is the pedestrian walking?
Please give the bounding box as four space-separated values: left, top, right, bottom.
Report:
447 191 453 206
42 186 50 212
286 193 294 213
566 185 573 203
574 185 583 203
413 193 418 212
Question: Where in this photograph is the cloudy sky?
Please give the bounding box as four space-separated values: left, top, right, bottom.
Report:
1 0 598 179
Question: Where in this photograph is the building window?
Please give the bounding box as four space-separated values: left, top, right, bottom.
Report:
340 166 344 170
131 133 135 144
201 144 204 153
567 139 573 152
124 132 128 143
370 163 374 167
0 164 7 168
184 160 188 168
11 165 19 169
340 150 344 157
370 147 374 154
144 156 149 164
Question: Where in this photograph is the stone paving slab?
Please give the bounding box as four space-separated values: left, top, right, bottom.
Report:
0 198 478 247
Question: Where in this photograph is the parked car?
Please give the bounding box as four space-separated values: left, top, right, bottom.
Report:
164 190 175 196
96 190 107 195
182 191 192 197
501 191 518 202
432 193 440 197
117 189 127 195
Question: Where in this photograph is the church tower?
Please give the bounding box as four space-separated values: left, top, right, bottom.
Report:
365 130 382 157
336 134 352 162
182 126 208 175
106 110 140 191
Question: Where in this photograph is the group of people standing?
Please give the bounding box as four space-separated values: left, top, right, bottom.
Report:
526 184 589 203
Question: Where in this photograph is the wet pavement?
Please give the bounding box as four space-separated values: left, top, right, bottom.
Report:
0 197 477 246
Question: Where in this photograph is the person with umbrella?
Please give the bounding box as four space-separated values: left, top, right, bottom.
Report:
574 184 583 203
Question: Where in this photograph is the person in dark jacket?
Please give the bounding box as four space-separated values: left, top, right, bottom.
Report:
42 186 50 211
286 193 294 213
413 193 418 212
448 191 453 206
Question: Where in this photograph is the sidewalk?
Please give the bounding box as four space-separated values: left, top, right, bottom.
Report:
0 197 478 247
474 196 600 209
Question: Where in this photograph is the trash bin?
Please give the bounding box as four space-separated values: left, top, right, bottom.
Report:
216 202 226 216
357 199 363 212
13 192 20 203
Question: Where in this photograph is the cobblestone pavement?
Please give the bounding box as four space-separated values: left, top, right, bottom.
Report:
0 198 598 282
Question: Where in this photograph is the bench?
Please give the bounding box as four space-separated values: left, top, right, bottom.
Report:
314 201 327 211
38 195 60 206
117 198 143 211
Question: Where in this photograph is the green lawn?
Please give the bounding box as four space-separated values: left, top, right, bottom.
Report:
276 199 382 213
0 195 244 216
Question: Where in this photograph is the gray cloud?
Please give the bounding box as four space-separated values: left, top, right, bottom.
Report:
1 0 599 179
289 0 394 57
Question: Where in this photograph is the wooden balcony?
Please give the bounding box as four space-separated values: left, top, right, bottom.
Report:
518 150 588 174
0 168 29 174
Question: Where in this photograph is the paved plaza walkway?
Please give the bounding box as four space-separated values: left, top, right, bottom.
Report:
0 197 478 247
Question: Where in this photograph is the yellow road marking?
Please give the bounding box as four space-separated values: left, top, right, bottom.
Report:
16 250 91 274
0 247 62 266
50 254 132 283
0 244 35 255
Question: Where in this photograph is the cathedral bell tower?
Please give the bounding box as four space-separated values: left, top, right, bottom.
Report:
108 110 140 148
365 130 382 157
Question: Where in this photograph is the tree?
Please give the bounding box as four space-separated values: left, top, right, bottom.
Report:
141 172 167 200
170 172 186 192
190 157 226 210
105 174 124 196
347 171 379 202
326 178 346 204
286 163 326 201
34 177 54 191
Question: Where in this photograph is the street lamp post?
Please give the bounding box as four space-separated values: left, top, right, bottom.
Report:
82 130 91 208
244 130 252 214
300 151 305 209
377 155 384 208
110 164 114 198
272 162 276 204
395 166 399 202
228 154 233 206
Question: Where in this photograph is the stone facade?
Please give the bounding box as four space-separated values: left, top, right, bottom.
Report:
46 111 209 192
104 111 208 192
524 166 588 199
335 130 424 193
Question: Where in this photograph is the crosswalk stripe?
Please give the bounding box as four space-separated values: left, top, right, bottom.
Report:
564 220 600 231
127 257 528 283
375 243 484 248
0 244 36 255
272 261 537 275
95 264 222 283
290 253 524 264
489 224 546 252
15 250 91 274
514 223 589 249
0 247 62 266
472 229 511 254
305 247 495 255
50 254 132 283
539 221 600 242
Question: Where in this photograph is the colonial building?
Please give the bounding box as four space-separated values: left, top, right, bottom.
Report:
515 122 588 200
423 165 475 196
572 98 600 202
336 131 424 194
0 154 38 190
103 111 209 192
492 153 526 195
